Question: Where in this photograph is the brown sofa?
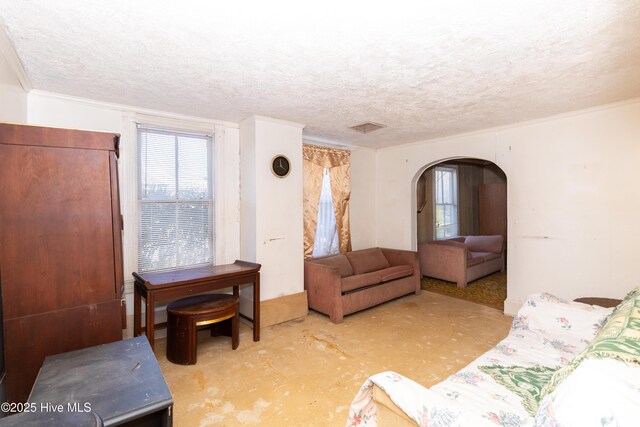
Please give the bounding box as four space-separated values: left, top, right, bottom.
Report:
304 247 421 323
418 235 505 288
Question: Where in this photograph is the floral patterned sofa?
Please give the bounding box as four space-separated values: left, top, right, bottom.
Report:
347 289 640 426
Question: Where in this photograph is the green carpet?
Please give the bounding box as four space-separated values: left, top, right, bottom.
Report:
421 271 507 310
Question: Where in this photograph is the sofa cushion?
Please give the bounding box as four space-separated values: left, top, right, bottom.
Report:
341 271 381 293
345 248 390 275
470 251 501 262
378 265 414 282
464 235 504 254
310 254 353 277
466 256 485 267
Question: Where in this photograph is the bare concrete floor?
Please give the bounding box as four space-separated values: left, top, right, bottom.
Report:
151 292 513 426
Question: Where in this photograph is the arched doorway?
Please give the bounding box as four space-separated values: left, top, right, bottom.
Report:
415 158 507 309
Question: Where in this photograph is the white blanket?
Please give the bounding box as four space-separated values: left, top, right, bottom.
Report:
346 293 613 427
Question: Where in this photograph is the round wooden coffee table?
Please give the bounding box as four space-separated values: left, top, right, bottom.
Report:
166 294 239 365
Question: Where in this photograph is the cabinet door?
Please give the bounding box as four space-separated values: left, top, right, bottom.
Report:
0 144 118 319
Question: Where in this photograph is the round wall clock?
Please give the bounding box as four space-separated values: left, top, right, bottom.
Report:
271 155 290 178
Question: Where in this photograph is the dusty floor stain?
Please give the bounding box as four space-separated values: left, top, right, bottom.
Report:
143 292 512 426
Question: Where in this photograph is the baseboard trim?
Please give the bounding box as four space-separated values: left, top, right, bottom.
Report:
240 291 308 328
123 291 309 341
503 298 522 316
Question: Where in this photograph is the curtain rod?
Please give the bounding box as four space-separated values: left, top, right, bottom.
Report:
302 141 351 152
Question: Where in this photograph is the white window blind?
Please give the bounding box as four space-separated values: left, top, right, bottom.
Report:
138 127 214 272
434 165 459 239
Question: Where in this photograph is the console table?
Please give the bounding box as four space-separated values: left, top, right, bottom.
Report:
133 261 261 350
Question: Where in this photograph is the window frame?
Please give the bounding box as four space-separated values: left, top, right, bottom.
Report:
136 125 215 273
433 165 459 240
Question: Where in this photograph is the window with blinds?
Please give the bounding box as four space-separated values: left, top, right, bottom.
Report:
434 165 459 239
137 126 214 272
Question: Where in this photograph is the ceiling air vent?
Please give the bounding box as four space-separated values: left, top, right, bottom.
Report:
349 122 386 134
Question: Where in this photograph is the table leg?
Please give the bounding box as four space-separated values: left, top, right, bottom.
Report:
134 289 141 337
146 293 156 350
253 273 260 341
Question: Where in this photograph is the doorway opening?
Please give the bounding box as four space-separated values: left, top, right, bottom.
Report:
416 158 507 310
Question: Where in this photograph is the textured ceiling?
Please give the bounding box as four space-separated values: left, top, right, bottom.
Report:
1 1 640 148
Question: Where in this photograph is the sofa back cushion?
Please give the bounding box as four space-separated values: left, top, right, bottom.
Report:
310 254 354 277
345 248 390 275
464 235 504 254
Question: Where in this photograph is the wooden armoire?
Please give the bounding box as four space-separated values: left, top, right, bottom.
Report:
0 123 124 403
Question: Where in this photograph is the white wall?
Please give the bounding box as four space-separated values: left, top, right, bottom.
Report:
0 40 27 122
28 92 123 132
349 145 377 250
27 91 241 314
24 87 640 322
240 116 304 301
375 99 640 313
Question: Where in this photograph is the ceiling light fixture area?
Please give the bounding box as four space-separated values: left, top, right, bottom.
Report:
349 122 386 134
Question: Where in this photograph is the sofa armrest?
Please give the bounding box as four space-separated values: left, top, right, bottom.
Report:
347 371 495 426
304 261 344 323
417 241 468 286
372 385 418 426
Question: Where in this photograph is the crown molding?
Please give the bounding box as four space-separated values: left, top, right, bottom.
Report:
243 115 305 129
302 135 355 151
29 89 239 129
380 96 640 152
0 20 32 92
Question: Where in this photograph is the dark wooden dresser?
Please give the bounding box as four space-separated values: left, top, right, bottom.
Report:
0 123 124 403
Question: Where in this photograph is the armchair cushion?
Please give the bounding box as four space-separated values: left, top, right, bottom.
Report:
346 248 390 274
464 235 504 253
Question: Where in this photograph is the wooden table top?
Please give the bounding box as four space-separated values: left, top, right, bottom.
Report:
132 260 261 289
